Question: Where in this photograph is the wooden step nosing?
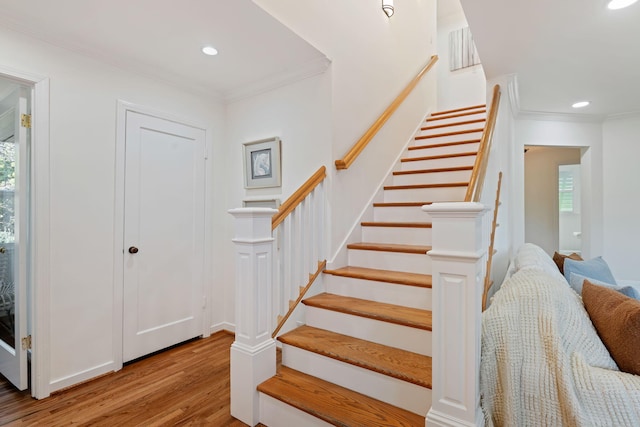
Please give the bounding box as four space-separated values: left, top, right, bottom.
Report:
393 166 473 176
431 104 486 116
418 128 485 139
420 118 486 131
384 182 469 190
372 202 436 207
410 137 481 147
346 242 432 254
401 151 477 162
303 295 432 331
258 367 426 426
360 221 432 228
324 267 432 288
426 109 487 121
278 328 432 389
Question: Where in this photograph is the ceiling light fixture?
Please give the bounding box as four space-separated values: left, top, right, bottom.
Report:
382 0 394 17
607 0 638 9
572 101 590 108
202 46 218 56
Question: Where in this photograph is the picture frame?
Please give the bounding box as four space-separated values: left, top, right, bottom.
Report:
242 137 282 189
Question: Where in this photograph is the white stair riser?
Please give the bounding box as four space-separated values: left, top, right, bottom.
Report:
282 345 431 415
361 226 432 246
412 130 483 145
418 121 486 136
406 142 480 158
392 169 472 186
325 275 432 310
383 186 467 203
305 306 432 355
260 394 332 427
348 250 431 275
424 112 486 126
373 206 433 222
400 156 476 171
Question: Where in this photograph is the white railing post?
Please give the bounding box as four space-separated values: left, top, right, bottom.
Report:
423 202 490 427
228 208 278 426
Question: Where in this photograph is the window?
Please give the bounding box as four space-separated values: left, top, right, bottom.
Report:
558 170 574 212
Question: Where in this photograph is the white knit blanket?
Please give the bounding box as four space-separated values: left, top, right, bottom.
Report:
480 267 640 426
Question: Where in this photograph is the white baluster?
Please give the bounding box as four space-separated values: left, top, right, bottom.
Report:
228 208 278 426
423 202 489 427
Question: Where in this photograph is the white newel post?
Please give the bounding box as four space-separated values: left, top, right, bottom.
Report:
228 208 278 426
423 202 490 427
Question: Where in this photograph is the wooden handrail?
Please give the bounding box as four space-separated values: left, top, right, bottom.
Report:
272 260 326 338
335 55 439 170
465 85 501 202
272 166 327 230
483 171 502 311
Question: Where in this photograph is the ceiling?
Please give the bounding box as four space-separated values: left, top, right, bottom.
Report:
0 0 326 101
460 0 640 118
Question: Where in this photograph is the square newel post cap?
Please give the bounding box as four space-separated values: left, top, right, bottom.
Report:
228 208 278 242
422 202 490 256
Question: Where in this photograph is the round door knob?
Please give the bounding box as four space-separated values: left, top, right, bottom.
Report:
128 246 139 254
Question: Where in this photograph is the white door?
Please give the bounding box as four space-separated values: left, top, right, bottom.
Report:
0 87 29 389
123 111 205 362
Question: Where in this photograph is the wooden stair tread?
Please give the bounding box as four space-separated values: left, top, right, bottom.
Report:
384 182 468 190
412 136 480 146
304 293 432 330
279 326 432 389
393 166 473 176
418 128 484 139
347 242 431 254
373 201 441 207
431 104 486 116
324 266 432 288
401 151 477 162
426 109 487 121
361 221 432 228
421 118 486 131
258 367 425 427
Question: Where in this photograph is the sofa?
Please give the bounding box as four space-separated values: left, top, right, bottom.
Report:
480 243 640 426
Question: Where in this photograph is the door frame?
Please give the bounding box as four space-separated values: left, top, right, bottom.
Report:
0 65 51 399
114 101 212 370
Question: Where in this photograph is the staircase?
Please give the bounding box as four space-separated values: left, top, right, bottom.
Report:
257 104 487 427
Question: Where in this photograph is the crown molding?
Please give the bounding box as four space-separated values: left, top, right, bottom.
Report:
224 56 331 104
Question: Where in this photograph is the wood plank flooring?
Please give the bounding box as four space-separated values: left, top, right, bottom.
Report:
0 331 261 426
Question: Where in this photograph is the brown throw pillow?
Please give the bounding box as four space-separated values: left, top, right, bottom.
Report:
582 280 640 375
553 251 583 274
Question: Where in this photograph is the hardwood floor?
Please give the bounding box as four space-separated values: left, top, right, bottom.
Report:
0 331 262 426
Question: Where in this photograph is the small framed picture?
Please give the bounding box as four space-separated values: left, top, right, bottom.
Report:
243 137 281 189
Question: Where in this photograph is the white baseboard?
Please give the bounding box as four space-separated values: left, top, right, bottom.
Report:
211 321 235 335
49 360 118 394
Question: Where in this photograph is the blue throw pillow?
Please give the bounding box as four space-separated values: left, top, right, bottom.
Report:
563 256 617 285
569 272 640 299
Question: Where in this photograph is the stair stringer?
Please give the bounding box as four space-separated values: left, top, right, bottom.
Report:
326 109 433 270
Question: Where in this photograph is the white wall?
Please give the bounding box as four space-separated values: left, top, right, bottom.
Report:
436 0 486 111
253 0 438 260
602 113 640 280
523 146 580 256
0 26 226 394
222 72 332 329
515 115 603 259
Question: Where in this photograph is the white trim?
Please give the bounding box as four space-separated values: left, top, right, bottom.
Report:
517 109 604 123
49 361 118 393
211 321 235 334
0 65 51 399
114 100 212 371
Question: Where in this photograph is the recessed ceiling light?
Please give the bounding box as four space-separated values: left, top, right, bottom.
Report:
607 0 638 9
572 101 590 109
202 46 218 56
